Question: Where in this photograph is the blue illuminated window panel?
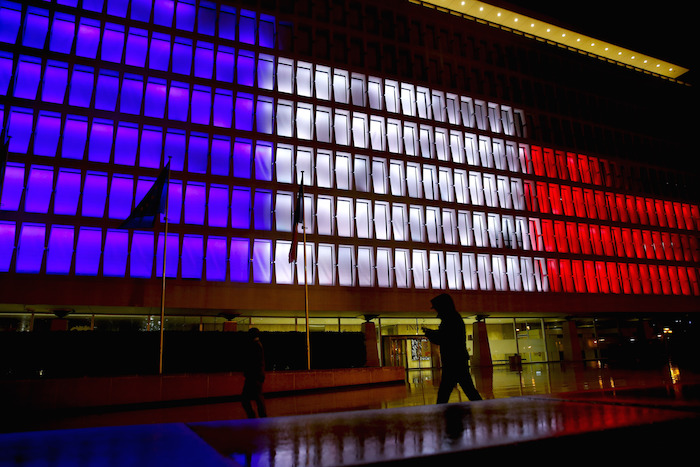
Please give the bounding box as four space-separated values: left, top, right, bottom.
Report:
181 235 203 279
0 1 21 44
101 23 125 63
68 65 95 108
168 82 189 122
215 45 235 82
25 165 54 214
0 221 16 272
255 142 273 181
103 229 128 277
83 0 104 13
187 132 208 174
259 15 276 48
176 0 195 32
125 28 148 67
235 93 254 131
257 54 275 90
130 230 154 278
42 60 68 104
0 51 12 96
48 12 75 54
154 0 175 28
213 89 233 128
233 138 252 178
254 190 273 231
130 0 152 22
0 163 24 211
75 227 101 276
88 119 114 163
229 238 249 282
107 0 128 17
14 56 42 100
8 107 33 154
165 129 186 171
231 187 251 229
145 77 167 118
165 180 182 224
210 135 230 176
184 182 206 225
16 223 45 274
218 5 237 41
120 74 144 115
34 111 61 157
172 37 192 75
61 115 88 160
95 70 120 111
139 125 163 168
53 168 81 215
208 184 229 227
149 33 171 71
205 236 227 281
236 50 255 86
108 174 133 219
114 122 139 166
46 225 74 275
194 42 214 79
191 85 212 125
198 1 217 36
239 10 257 45
156 233 179 278
252 239 272 283
23 7 49 49
82 171 108 217
76 18 100 59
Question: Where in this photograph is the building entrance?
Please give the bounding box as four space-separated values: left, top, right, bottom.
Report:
382 335 437 369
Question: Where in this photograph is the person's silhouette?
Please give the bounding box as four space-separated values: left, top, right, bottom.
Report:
241 328 267 418
423 294 482 403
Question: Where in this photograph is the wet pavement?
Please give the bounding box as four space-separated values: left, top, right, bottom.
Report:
2 362 700 465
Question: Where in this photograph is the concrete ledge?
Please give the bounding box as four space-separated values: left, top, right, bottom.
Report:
2 367 406 411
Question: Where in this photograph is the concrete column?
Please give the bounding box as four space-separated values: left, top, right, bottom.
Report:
471 321 492 367
362 322 380 367
562 320 583 362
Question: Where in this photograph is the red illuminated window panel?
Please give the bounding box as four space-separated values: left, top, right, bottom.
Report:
664 201 676 229
601 160 613 187
686 268 699 295
647 265 662 295
631 230 645 259
667 266 682 295
595 191 607 220
654 200 667 227
621 229 635 258
611 227 623 257
583 260 598 293
635 197 648 225
595 261 609 293
549 184 562 215
555 151 568 180
625 196 638 223
589 225 604 255
606 262 621 294
616 195 629 223
531 146 545 176
559 260 575 292
566 153 579 182
577 223 592 254
547 259 562 292
560 186 575 216
641 231 654 259
677 267 691 296
543 148 557 178
670 233 683 261
661 232 674 261
566 222 580 254
673 203 685 229
584 189 596 219
600 226 615 256
541 220 556 252
524 181 538 212
651 231 664 260
572 260 586 292
606 193 618 221
577 155 592 184
554 221 567 253
658 265 672 295
589 157 602 185
645 198 657 226
572 188 586 217
636 264 652 294
624 263 640 294
536 182 550 213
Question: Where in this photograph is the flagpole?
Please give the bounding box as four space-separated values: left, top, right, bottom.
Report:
301 172 310 370
159 161 171 375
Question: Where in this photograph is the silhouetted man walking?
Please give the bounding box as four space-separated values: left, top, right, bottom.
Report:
241 327 267 418
423 293 482 403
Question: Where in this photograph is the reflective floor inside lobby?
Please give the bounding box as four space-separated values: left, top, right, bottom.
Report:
5 361 699 433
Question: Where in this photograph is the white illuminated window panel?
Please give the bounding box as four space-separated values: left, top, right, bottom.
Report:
315 107 332 143
506 141 520 172
502 216 516 249
412 250 428 289
454 170 468 204
334 110 350 146
446 93 460 125
333 69 349 104
431 90 445 122
296 103 313 140
507 255 522 291
275 191 293 232
469 172 484 206
502 106 515 136
493 139 507 170
384 80 399 113
371 158 387 195
336 197 354 237
409 206 425 242
376 248 393 288
389 160 405 197
275 144 294 184
392 204 408 241
317 244 335 285
395 249 411 288
406 163 422 198
488 103 502 133
497 176 512 209
403 122 418 156
355 199 372 239
295 242 315 285
516 217 530 250
295 147 313 185
302 193 314 233
425 207 442 244
438 168 453 202
400 83 415 117
477 254 493 290
449 130 464 164
276 100 293 137
434 128 449 161
464 133 478 166
274 241 294 284
369 116 385 151
352 112 368 149
316 150 333 188
460 96 475 128
492 255 507 291
423 165 438 201
479 136 494 168
511 178 525 210
419 125 434 159
442 209 457 245
351 73 366 107
534 257 549 292
337 245 356 286
335 153 352 190
416 87 431 119
386 119 402 154
483 174 497 207
354 156 370 192
519 144 532 174
357 246 374 287
446 252 462 290
473 212 488 247
296 62 312 97
429 251 445 289
314 65 331 100
277 58 294 94
474 100 487 130
374 201 391 240
521 256 536 291
317 196 334 236
457 210 474 246
462 253 477 290
368 77 383 110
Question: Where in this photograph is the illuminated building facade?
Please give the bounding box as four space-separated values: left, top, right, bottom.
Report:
0 0 698 365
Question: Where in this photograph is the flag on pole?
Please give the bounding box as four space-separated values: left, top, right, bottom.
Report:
120 162 170 229
288 181 304 263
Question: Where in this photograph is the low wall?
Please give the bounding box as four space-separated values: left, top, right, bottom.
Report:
3 367 406 412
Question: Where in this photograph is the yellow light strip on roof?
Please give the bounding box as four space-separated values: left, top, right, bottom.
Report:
414 0 689 80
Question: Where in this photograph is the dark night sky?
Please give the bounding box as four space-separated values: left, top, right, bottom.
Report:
499 1 697 85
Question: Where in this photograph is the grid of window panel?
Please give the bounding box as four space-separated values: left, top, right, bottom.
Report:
0 0 698 296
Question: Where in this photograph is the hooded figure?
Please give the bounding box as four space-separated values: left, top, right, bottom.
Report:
423 293 482 403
